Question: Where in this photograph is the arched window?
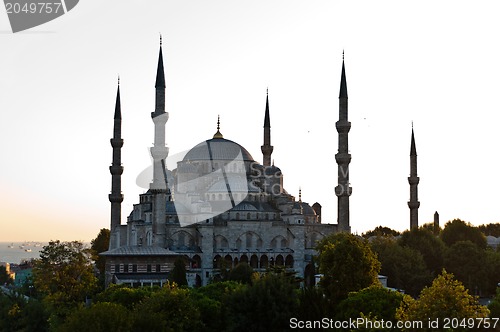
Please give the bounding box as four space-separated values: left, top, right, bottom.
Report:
276 254 284 266
246 213 251 220
246 233 252 248
250 255 259 268
178 232 185 247
236 213 240 220
285 255 294 268
260 255 269 268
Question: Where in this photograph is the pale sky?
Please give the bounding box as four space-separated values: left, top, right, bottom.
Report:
1 1 499 242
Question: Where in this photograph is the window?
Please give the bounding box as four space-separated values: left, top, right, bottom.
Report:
147 264 152 272
156 264 161 272
132 264 137 272
114 264 120 273
124 264 129 273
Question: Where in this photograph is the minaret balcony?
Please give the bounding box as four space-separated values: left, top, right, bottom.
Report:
109 165 124 175
408 201 420 209
150 146 169 159
151 111 169 123
110 138 124 148
335 185 352 196
335 153 351 164
335 121 351 133
109 193 124 203
408 176 420 185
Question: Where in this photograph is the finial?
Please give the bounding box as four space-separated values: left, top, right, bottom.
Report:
266 87 268 96
411 120 414 129
299 187 302 202
342 50 344 60
213 115 223 139
160 33 162 46
117 75 120 86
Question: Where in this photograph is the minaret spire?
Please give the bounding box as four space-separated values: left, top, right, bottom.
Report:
408 126 420 229
150 40 169 247
109 82 124 249
261 89 273 166
335 54 352 232
213 115 223 138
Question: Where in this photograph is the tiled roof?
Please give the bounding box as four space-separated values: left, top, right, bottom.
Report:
100 245 179 256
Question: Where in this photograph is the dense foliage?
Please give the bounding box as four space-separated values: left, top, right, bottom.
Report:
316 232 381 303
396 270 489 331
1 223 498 331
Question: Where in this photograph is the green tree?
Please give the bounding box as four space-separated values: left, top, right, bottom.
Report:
131 283 201 331
336 285 407 328
90 228 110 289
32 240 98 325
296 286 329 322
170 257 188 286
478 223 500 237
225 271 298 332
488 287 500 318
398 227 445 275
0 293 49 332
363 226 400 238
316 233 381 303
440 219 487 249
190 281 242 332
228 262 254 284
94 284 156 310
370 236 431 296
60 302 131 332
396 270 489 331
484 249 500 295
444 240 485 294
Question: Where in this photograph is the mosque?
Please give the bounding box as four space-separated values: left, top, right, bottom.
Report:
101 42 420 287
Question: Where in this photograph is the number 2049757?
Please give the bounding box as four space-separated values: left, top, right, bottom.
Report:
5 2 62 14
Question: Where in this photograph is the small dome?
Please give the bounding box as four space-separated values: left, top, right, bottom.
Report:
264 165 282 175
233 202 258 211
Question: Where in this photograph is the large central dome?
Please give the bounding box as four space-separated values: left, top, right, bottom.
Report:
182 138 255 162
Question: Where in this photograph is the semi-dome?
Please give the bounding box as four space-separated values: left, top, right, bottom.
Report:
182 138 254 162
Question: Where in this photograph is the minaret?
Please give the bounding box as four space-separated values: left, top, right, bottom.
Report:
433 211 439 235
109 80 124 249
408 126 420 229
335 54 352 232
150 37 169 246
261 89 273 167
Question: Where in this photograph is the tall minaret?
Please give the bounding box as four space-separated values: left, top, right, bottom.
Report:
335 54 352 232
408 126 420 229
261 89 273 167
150 37 169 246
109 80 124 249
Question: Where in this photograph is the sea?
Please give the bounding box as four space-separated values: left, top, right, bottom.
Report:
0 242 47 264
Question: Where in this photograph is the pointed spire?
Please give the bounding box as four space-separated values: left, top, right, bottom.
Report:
114 79 121 120
155 35 166 89
410 126 417 156
213 115 223 139
264 88 270 128
339 51 348 98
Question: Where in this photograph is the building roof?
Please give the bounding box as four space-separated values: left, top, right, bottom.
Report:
182 138 254 162
100 245 179 256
